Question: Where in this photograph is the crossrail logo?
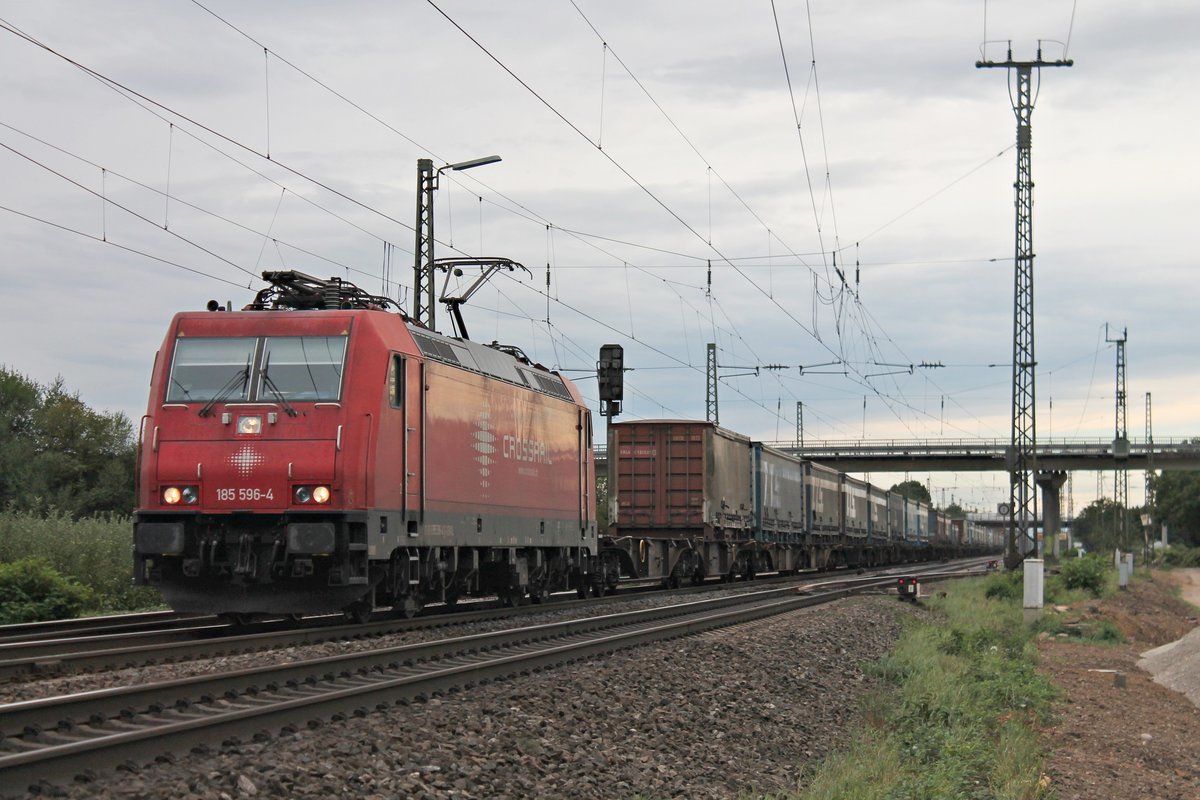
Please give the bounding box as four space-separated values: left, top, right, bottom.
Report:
229 445 265 477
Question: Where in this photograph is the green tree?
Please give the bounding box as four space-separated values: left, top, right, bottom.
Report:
0 368 135 517
1150 470 1200 547
1071 498 1141 554
0 368 39 507
944 502 967 519
890 479 931 504
595 474 608 530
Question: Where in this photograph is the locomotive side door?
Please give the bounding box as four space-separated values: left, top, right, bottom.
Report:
405 357 424 521
389 354 423 522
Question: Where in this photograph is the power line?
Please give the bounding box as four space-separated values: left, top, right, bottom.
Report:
0 202 250 290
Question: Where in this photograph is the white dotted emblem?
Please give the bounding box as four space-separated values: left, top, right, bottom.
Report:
229 444 266 477
474 406 492 497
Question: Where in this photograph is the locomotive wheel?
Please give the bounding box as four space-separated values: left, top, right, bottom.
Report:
343 603 372 625
219 612 257 627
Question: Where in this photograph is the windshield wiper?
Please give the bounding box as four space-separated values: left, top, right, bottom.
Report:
260 354 299 417
198 358 250 417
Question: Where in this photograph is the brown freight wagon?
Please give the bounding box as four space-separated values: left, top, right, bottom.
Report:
606 420 773 583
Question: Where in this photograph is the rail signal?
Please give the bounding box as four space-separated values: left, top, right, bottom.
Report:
598 344 624 418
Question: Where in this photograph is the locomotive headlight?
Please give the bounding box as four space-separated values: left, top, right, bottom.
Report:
162 486 199 505
237 415 263 435
293 485 331 505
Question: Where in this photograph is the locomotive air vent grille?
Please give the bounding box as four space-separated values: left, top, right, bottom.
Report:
412 333 461 365
533 373 572 401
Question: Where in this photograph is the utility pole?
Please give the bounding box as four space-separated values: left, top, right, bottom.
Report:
413 155 502 329
1145 391 1154 560
977 43 1072 569
706 343 719 425
414 158 436 327
795 401 804 450
1108 324 1129 550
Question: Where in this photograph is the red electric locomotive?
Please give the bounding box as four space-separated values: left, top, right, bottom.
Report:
133 272 597 621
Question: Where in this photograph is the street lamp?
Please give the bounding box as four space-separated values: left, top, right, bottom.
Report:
413 155 502 329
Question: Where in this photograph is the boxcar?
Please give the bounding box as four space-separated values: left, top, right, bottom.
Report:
606 420 760 583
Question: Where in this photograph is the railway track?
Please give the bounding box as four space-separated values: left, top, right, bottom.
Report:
0 559 987 682
0 562 986 793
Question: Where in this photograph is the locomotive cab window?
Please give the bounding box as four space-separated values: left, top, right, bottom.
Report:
259 336 346 401
165 335 347 405
388 354 405 408
166 337 256 403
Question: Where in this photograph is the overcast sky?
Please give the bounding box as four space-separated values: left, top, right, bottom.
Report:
1 0 1196 514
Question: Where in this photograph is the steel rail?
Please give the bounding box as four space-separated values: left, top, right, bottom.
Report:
0 558 983 681
1 570 967 793
0 611 200 642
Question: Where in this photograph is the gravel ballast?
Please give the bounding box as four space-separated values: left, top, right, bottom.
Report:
18 595 917 799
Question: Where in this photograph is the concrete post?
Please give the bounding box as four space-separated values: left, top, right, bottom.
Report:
1023 558 1044 623
1036 471 1068 558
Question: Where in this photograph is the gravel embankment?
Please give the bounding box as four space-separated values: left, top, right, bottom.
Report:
0 585 822 704
25 594 916 799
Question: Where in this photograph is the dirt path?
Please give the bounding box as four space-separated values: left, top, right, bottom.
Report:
1166 567 1200 607
1038 572 1200 800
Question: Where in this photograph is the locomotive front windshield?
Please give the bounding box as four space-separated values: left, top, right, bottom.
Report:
166 335 347 403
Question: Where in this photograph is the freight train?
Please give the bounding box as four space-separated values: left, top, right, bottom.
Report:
133 271 998 621
601 420 1002 586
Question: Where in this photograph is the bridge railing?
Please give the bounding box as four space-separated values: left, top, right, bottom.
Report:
593 436 1199 461
762 436 1198 455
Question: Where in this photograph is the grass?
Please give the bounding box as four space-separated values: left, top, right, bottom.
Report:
0 508 163 614
793 578 1059 800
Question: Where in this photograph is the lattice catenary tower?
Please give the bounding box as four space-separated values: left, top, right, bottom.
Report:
976 44 1072 568
1107 325 1129 549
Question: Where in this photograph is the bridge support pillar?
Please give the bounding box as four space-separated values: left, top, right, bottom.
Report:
1036 471 1068 558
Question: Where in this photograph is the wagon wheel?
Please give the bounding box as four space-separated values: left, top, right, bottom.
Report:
343 602 372 625
393 596 423 618
597 551 621 596
219 612 258 627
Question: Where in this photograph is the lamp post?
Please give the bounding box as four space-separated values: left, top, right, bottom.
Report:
413 155 502 329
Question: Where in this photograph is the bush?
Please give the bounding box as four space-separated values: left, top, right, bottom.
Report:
0 509 162 612
0 558 95 623
984 570 1022 602
1159 546 1200 568
1059 554 1108 596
